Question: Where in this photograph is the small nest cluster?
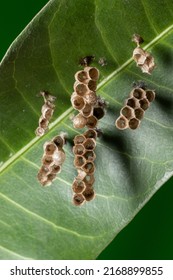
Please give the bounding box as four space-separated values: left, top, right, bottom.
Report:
37 135 66 186
71 66 105 129
115 87 155 130
35 91 56 136
132 34 155 74
72 129 97 206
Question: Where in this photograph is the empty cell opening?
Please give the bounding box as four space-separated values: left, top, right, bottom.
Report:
86 116 98 128
47 173 56 181
121 106 133 120
126 97 137 108
88 67 99 81
75 83 88 96
73 144 85 155
93 107 105 120
129 118 139 129
72 180 86 194
146 90 155 102
53 136 64 148
74 135 86 145
82 103 93 117
83 188 95 201
84 129 97 139
132 88 145 99
39 117 48 129
51 165 61 174
82 162 95 174
84 151 96 161
139 98 149 110
45 143 57 155
42 155 53 166
83 174 95 186
73 193 85 206
88 80 97 91
74 155 86 167
72 96 85 110
115 116 128 130
83 138 96 150
135 108 144 120
75 70 88 83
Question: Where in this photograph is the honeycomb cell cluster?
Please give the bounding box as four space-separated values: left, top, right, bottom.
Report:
132 34 155 75
35 91 56 136
71 65 105 129
72 129 97 206
37 134 66 186
115 87 155 130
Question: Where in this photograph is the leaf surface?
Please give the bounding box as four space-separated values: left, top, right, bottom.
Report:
1 0 173 259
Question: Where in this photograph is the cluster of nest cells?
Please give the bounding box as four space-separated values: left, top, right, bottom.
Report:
37 134 66 186
71 64 105 129
72 129 97 206
132 34 155 75
115 86 155 130
35 91 56 136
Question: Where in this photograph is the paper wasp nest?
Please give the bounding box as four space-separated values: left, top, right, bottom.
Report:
37 134 66 186
115 86 155 130
71 65 105 129
35 91 56 136
132 34 155 74
72 129 97 206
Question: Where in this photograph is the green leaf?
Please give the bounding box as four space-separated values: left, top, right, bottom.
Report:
1 0 173 260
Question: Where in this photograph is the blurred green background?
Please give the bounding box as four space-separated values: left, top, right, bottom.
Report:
0 0 173 260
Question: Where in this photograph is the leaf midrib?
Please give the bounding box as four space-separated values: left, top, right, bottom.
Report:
0 23 173 175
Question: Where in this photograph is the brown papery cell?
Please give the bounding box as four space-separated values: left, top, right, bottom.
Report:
121 106 134 120
74 134 86 145
72 179 86 194
146 90 155 102
82 161 95 175
74 82 89 96
126 97 138 108
71 94 85 111
81 103 93 117
52 134 66 149
130 88 146 100
74 155 86 168
115 116 129 130
83 138 96 150
42 155 54 166
44 142 57 155
134 108 144 120
83 174 95 187
73 144 85 156
87 80 97 91
84 129 97 140
83 150 96 161
139 98 150 111
83 187 95 201
75 70 88 83
86 115 98 129
129 118 140 130
73 193 86 206
84 67 99 81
